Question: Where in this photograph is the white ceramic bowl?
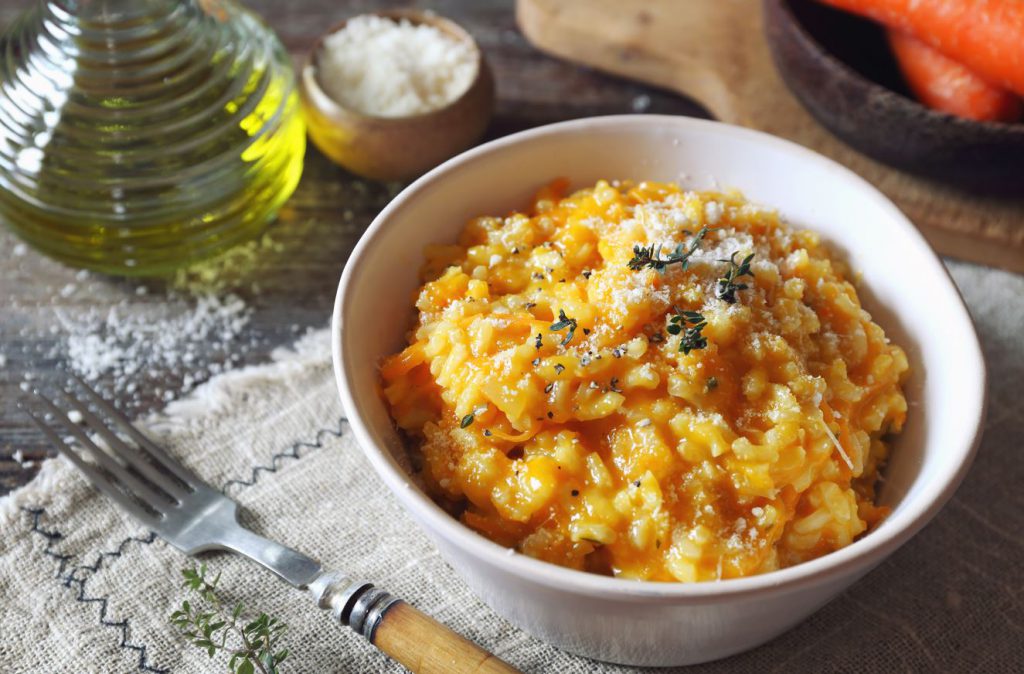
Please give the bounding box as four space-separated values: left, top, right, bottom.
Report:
332 115 986 667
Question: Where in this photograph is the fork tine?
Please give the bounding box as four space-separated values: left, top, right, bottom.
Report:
32 392 172 512
55 388 190 499
25 408 160 528
69 374 202 488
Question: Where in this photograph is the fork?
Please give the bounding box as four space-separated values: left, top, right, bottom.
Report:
26 376 519 674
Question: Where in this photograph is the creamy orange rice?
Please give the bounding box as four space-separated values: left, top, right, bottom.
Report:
381 179 908 582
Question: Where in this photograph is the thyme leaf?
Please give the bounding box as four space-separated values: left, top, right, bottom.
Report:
460 404 487 429
668 308 709 354
549 309 578 346
627 227 710 273
170 564 288 674
715 252 755 304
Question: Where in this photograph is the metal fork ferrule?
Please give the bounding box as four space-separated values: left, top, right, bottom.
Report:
350 586 400 641
310 572 400 641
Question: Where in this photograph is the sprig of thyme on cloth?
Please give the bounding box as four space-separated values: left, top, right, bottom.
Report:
170 564 289 674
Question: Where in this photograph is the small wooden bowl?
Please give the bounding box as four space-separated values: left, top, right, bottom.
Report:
300 10 495 182
764 0 1024 193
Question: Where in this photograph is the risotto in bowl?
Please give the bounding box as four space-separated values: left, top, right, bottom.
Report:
333 116 984 666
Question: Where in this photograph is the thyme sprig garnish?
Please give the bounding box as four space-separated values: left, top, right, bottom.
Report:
549 309 578 346
667 308 709 354
628 227 711 273
716 252 755 304
170 564 289 674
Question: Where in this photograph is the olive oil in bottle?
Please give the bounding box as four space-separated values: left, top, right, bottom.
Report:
0 0 305 275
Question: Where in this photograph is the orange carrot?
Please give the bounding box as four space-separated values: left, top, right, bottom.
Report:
380 341 426 380
817 0 1024 97
887 30 1022 122
488 421 540 443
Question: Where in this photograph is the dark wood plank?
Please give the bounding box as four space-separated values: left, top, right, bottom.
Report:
0 0 706 494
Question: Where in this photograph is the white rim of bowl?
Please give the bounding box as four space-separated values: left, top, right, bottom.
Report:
333 114 987 603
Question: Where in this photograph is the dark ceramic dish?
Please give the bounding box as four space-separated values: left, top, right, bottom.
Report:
764 0 1024 193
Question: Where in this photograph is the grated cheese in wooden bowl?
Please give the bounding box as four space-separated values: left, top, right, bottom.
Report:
317 14 478 118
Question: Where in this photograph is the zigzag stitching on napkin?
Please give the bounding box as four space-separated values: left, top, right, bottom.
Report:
21 507 167 673
221 415 347 492
19 418 350 672
67 530 160 584
22 507 74 577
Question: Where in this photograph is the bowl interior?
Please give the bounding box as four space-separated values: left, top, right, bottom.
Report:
336 115 984 593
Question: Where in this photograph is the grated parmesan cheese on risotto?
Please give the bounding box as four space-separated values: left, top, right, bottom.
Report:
381 179 909 582
317 14 477 118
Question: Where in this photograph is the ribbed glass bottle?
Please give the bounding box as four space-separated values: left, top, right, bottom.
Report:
0 0 305 275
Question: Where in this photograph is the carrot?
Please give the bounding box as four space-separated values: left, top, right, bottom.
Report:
488 421 540 443
816 0 1024 97
887 30 1022 122
380 341 426 380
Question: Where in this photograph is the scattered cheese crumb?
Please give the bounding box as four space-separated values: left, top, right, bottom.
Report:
704 201 722 225
631 94 651 112
820 415 855 471
62 292 252 402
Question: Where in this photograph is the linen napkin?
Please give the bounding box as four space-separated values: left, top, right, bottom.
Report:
1 260 1021 673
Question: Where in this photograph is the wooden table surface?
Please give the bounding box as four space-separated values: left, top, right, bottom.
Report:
0 0 706 495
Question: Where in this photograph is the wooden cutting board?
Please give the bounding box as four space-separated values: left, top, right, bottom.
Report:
517 0 1024 273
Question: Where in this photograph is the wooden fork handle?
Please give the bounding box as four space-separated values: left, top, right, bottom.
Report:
311 573 520 673
372 601 520 674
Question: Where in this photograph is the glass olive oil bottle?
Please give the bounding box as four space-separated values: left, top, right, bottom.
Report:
0 0 305 275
